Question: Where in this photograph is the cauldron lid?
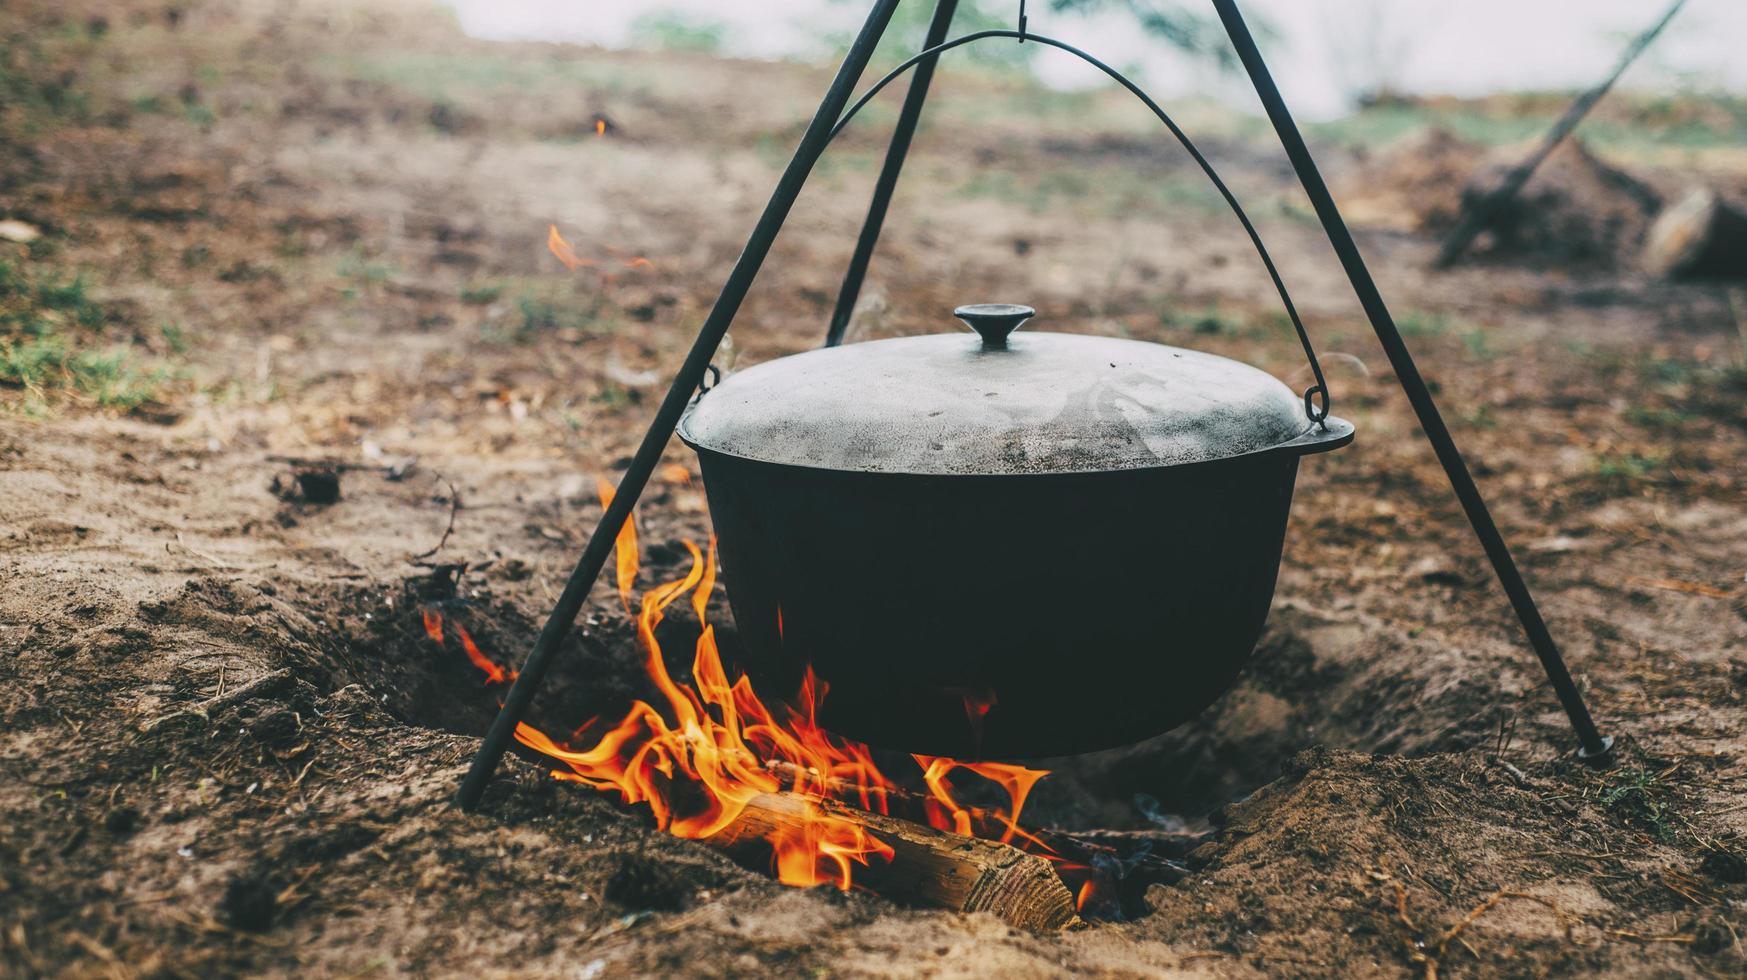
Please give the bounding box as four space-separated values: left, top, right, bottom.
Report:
678 307 1312 476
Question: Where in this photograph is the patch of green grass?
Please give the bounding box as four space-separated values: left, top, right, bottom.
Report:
337 250 395 300
628 11 728 54
473 284 607 344
1157 301 1253 338
460 282 504 306
1312 106 1547 150
1458 405 1497 430
1622 404 1689 429
1 258 106 331
182 102 216 127
1643 358 1695 387
1314 92 1747 155
515 293 589 336
129 94 169 115
1593 452 1666 485
317 50 670 111
1396 310 1451 338
1461 329 1495 359
1 332 163 411
951 163 1223 221
0 257 164 413
589 380 637 410
1601 768 1676 843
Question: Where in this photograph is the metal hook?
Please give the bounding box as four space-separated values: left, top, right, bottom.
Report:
695 363 722 402
1303 384 1329 428
1018 0 1028 41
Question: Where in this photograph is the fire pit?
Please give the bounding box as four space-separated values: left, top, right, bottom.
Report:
679 304 1352 758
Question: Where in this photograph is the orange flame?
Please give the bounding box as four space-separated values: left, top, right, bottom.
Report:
497 531 893 886
422 486 1103 899
596 476 639 612
456 622 514 685
547 224 654 278
913 755 1050 848
422 609 515 686
548 224 594 271
422 608 444 645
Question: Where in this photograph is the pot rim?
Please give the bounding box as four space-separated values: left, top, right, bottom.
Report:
678 412 1353 479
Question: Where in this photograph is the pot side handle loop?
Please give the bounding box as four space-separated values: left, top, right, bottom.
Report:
824 28 1332 430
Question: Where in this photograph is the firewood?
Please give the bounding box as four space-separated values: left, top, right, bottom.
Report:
1043 826 1212 861
704 790 1080 931
759 760 1190 885
1642 188 1747 280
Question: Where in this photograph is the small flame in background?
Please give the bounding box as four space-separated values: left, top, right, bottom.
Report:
424 486 1104 905
547 224 652 283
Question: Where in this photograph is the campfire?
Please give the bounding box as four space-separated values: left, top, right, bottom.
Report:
424 486 1182 927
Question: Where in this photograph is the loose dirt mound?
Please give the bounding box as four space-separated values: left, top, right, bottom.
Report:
1342 127 1662 266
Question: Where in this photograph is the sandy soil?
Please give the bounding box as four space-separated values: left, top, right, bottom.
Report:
2 1 1744 976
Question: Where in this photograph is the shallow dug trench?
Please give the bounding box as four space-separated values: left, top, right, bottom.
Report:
294 563 1537 896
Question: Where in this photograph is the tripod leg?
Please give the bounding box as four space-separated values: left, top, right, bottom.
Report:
456 0 905 811
1211 0 1613 762
824 0 961 348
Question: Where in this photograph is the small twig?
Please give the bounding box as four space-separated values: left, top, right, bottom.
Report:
1491 755 1531 787
1627 576 1735 600
265 454 407 475
140 668 295 733
1605 929 1696 944
408 476 462 561
169 533 241 570
1435 891 1509 952
115 891 180 908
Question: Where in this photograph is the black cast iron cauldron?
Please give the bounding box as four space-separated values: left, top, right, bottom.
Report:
678 305 1352 759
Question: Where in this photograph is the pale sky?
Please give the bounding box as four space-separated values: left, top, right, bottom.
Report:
443 0 1745 118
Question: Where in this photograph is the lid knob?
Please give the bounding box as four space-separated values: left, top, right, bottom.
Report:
954 304 1034 349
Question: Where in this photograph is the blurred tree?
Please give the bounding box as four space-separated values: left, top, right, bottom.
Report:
1044 0 1242 70
628 11 730 54
840 0 1259 72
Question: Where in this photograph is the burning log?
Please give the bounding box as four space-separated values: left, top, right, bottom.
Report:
703 790 1079 931
760 759 1193 887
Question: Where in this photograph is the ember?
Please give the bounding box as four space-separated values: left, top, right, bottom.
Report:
426 489 1110 905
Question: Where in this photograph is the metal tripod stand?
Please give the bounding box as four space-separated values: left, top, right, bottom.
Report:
457 0 1612 812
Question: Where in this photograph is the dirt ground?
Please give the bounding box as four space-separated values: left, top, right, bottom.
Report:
2 1 1745 976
